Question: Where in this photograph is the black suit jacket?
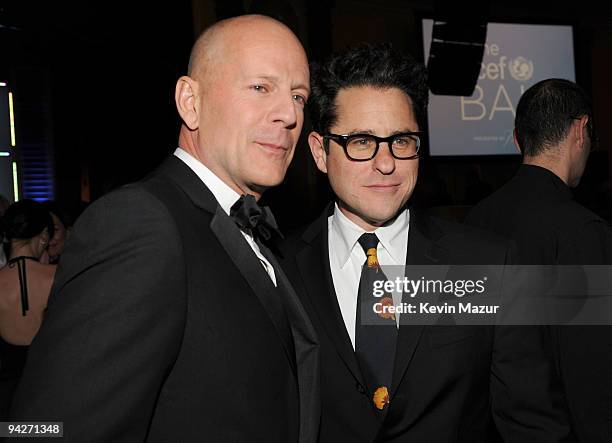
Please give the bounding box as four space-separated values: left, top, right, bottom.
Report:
466 164 612 442
9 156 320 442
281 203 571 443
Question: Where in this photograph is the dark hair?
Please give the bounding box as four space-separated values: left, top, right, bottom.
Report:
40 200 74 228
0 200 54 254
308 42 428 135
515 78 595 156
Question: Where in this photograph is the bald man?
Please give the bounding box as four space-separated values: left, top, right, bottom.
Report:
10 15 319 442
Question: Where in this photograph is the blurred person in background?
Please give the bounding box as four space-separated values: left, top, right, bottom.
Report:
0 199 56 418
467 78 612 442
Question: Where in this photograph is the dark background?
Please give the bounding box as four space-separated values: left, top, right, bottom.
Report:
1 0 611 229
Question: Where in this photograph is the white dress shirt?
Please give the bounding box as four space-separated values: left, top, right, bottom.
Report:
174 147 277 286
328 203 409 349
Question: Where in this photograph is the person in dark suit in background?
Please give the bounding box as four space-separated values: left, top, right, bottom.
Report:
467 78 612 442
10 15 319 442
280 43 571 442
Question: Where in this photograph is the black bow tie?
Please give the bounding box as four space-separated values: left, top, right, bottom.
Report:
230 194 284 244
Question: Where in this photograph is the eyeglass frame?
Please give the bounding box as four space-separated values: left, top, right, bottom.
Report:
322 131 423 161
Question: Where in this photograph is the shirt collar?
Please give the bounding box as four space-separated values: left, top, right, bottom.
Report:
518 164 573 201
173 147 240 215
331 202 410 268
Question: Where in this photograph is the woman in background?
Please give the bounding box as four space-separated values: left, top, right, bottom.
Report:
0 199 56 418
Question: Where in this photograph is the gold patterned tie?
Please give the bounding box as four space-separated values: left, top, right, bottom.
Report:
355 233 398 411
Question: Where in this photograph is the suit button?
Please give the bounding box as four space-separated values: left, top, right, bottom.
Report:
356 383 366 394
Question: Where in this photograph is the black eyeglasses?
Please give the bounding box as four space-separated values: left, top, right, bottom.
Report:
323 132 422 161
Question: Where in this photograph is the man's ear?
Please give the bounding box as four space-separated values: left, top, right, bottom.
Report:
308 132 328 174
573 115 589 149
512 128 522 154
175 76 199 130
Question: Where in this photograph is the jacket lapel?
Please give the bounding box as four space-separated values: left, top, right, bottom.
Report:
210 207 297 373
296 206 367 389
259 242 321 443
158 156 297 372
390 210 448 398
153 155 218 213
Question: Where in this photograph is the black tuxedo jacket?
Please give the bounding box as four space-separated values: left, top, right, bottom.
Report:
280 204 572 443
9 156 320 442
466 164 612 442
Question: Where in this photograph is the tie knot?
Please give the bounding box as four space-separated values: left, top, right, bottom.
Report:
358 233 379 253
230 194 283 243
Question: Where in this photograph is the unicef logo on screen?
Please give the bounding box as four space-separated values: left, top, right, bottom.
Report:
509 57 534 81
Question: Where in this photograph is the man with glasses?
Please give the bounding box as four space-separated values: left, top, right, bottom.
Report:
467 78 612 442
280 43 571 441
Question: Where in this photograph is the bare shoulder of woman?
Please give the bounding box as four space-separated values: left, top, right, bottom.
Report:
24 263 57 307
41 263 57 275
